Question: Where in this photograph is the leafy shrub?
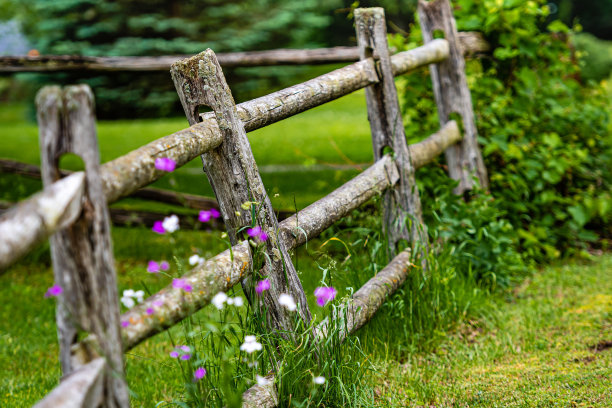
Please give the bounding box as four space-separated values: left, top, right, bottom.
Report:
397 0 612 268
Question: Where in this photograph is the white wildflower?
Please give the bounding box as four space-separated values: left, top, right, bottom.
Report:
240 335 263 354
278 293 297 311
211 292 228 309
189 254 205 266
162 215 180 233
232 297 244 307
121 296 135 308
313 376 325 385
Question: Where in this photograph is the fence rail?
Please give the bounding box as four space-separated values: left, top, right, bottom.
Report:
0 32 488 72
1 2 488 407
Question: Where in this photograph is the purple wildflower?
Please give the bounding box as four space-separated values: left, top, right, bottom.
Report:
247 226 262 238
256 279 271 295
170 350 179 358
152 221 165 234
314 287 337 307
180 345 191 352
155 157 176 172
247 226 268 243
172 278 192 293
160 261 170 271
180 354 191 360
210 208 220 218
121 321 130 327
199 210 212 222
44 284 63 298
153 299 164 307
146 308 154 315
194 367 206 380
147 261 160 273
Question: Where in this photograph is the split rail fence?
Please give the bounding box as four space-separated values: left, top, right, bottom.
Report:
0 2 488 407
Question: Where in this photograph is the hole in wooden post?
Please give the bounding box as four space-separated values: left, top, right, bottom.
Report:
197 105 212 123
433 29 446 39
59 153 86 174
382 145 394 157
364 46 374 59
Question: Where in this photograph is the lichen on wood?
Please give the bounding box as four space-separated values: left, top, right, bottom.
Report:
418 0 488 194
355 7 427 256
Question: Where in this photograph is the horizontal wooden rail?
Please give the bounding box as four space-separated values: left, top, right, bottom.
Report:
0 32 487 73
0 158 219 210
0 40 450 270
33 358 106 408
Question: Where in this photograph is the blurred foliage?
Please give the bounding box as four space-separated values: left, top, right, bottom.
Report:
572 33 612 82
396 0 611 282
549 0 612 40
0 0 424 118
3 0 345 118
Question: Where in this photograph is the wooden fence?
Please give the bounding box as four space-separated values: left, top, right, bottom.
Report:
0 2 488 407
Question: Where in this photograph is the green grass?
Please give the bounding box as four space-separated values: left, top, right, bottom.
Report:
370 255 612 407
0 90 371 210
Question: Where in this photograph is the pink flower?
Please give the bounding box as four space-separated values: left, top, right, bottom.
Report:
152 221 165 234
169 350 179 358
180 345 191 352
160 261 170 271
155 157 176 172
153 299 164 307
256 279 270 295
247 226 262 238
194 367 206 380
146 308 154 315
44 284 63 298
180 354 191 360
147 261 160 273
247 226 268 243
173 278 192 293
121 321 130 327
199 210 212 222
210 208 220 218
314 287 337 307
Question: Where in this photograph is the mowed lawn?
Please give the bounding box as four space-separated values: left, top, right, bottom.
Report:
0 89 374 211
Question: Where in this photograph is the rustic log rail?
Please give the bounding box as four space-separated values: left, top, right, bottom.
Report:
0 32 488 73
2 3 487 407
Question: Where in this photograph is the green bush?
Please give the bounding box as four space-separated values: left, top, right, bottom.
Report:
572 33 612 82
398 0 612 271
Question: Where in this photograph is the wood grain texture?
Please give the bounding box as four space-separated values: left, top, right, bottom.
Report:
171 49 311 333
37 85 129 407
355 7 427 256
33 358 106 408
418 0 488 194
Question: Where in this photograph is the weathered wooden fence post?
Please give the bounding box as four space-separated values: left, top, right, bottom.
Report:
36 85 130 407
354 7 428 256
418 0 488 194
170 50 311 332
